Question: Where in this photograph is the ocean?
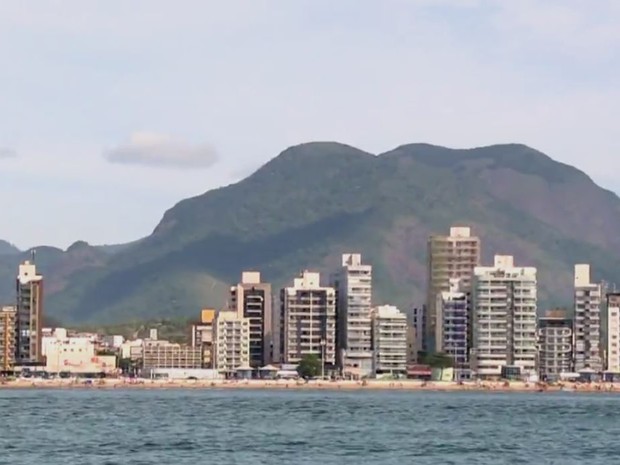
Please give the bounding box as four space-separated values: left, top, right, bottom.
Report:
1 389 619 464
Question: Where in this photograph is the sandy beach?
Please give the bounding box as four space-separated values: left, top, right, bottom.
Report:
1 378 618 393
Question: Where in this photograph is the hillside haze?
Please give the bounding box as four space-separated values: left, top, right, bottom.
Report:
1 142 619 323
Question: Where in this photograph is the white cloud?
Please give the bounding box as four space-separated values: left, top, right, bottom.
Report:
103 132 218 168
0 147 17 158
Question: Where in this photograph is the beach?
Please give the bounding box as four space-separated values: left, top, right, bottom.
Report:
1 378 617 392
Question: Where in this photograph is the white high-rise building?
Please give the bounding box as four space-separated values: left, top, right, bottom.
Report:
573 264 603 372
435 278 469 368
606 293 620 373
333 254 373 378
372 305 408 376
280 271 336 366
213 310 250 376
471 255 537 378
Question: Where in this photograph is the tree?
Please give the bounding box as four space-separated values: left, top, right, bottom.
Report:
423 352 455 381
297 354 321 379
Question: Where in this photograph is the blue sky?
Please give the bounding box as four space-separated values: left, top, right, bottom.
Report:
1 0 619 249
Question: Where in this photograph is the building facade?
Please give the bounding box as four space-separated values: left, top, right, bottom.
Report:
142 341 202 370
606 293 620 373
426 226 480 352
372 305 408 376
471 255 537 378
537 309 573 379
333 253 373 378
435 279 469 368
573 264 603 372
0 306 16 371
213 310 250 375
280 271 336 366
42 328 116 374
230 272 272 368
191 308 216 368
16 260 44 364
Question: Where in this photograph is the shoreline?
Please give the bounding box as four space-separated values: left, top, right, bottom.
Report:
1 379 618 393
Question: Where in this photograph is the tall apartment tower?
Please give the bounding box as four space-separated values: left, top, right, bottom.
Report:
471 255 537 378
280 271 336 366
230 271 272 368
537 309 573 380
371 305 408 376
333 253 373 378
435 278 470 368
426 226 480 352
16 260 44 364
573 264 603 372
606 293 620 372
0 306 17 371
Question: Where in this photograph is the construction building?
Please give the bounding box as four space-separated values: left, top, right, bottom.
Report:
537 309 573 379
0 306 17 371
280 271 336 366
435 279 470 368
213 310 250 376
371 305 408 376
230 272 272 367
190 308 216 368
471 255 537 379
426 226 480 352
333 253 373 378
16 260 44 364
573 264 603 372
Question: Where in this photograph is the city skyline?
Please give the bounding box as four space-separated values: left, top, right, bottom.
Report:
1 1 620 248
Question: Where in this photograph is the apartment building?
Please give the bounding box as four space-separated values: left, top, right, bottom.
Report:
426 226 480 352
230 272 272 368
606 293 620 373
0 306 16 371
471 255 537 378
280 271 336 366
333 254 373 378
537 309 573 379
573 264 603 372
16 260 44 364
142 340 203 370
435 279 470 368
190 308 216 368
213 310 250 376
372 305 408 376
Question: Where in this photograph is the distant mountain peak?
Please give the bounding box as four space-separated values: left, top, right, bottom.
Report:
0 240 20 256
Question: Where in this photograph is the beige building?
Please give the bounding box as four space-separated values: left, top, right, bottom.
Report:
573 264 603 372
0 306 17 371
142 340 202 370
471 255 537 378
333 254 373 378
190 308 216 368
280 271 336 366
426 226 480 351
230 272 272 367
213 310 250 375
43 328 116 373
372 305 408 376
606 293 620 372
537 309 573 379
16 260 44 364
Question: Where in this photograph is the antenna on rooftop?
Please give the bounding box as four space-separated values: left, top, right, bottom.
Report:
31 248 36 263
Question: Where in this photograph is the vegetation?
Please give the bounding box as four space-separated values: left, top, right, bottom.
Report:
2 141 620 323
422 352 455 369
297 354 322 379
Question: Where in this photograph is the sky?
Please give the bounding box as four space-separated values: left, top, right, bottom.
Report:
1 0 619 250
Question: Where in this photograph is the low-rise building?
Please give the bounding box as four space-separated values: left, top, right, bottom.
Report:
142 340 202 370
43 328 117 374
372 305 408 376
538 309 573 379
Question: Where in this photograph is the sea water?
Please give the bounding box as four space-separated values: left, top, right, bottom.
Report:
1 389 619 464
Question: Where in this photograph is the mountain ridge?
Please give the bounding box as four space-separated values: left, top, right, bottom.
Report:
1 141 618 323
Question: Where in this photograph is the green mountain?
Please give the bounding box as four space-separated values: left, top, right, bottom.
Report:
1 142 619 323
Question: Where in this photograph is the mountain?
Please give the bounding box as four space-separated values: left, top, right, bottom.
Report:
0 240 20 256
1 141 619 323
